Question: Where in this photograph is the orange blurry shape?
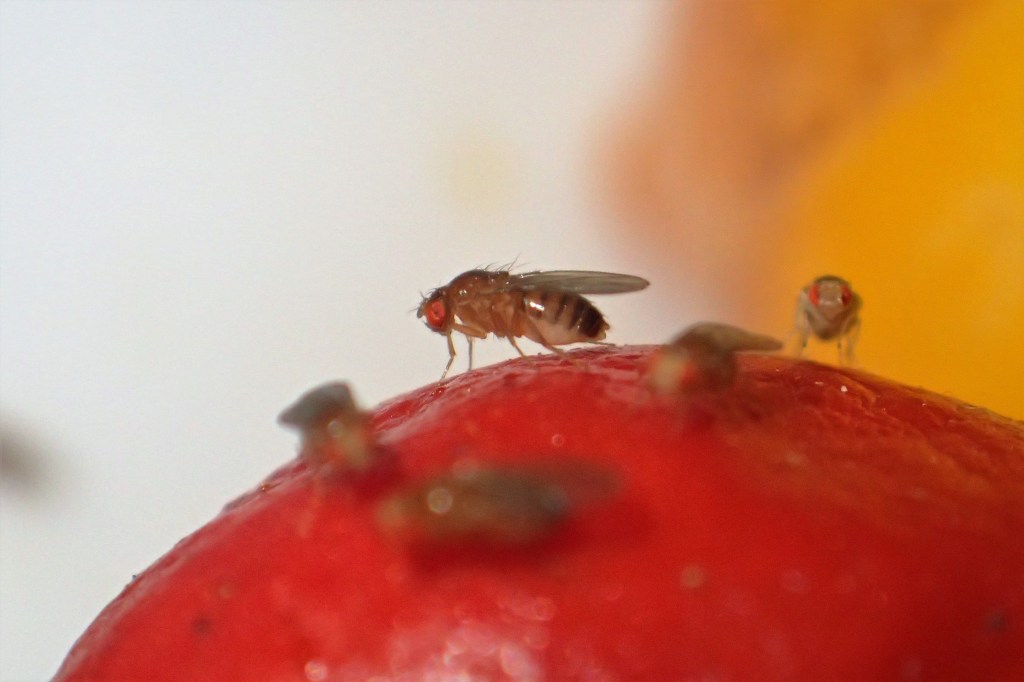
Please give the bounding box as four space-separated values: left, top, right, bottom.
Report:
779 0 1024 416
605 0 1023 417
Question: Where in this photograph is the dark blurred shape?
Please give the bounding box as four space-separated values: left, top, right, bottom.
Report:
648 322 783 394
279 382 377 474
377 458 620 546
1 423 58 498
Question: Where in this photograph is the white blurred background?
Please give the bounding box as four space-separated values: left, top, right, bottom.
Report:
0 2 709 679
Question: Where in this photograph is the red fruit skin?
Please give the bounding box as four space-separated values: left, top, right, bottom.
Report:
55 348 1024 681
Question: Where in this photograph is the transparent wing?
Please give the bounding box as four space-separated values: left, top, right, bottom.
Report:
505 270 650 295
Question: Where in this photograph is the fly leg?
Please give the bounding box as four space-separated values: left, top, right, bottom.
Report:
838 316 861 366
492 307 535 361
439 333 457 381
507 337 557 374
507 335 530 358
507 335 571 372
445 323 488 378
788 310 812 357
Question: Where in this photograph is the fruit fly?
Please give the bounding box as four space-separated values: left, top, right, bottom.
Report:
417 268 650 379
278 382 375 474
647 322 783 393
793 275 862 365
376 459 618 546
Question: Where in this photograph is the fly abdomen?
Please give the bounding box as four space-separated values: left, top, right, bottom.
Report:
523 290 608 343
571 296 607 339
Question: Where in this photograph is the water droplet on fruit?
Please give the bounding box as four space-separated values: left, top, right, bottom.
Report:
500 641 540 679
426 486 454 514
530 597 557 622
680 564 707 589
303 659 328 681
783 451 808 468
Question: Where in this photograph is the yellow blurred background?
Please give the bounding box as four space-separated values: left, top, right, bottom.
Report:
606 0 1023 418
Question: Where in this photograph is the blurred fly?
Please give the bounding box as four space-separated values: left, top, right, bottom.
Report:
376 459 618 546
417 268 650 379
793 275 862 365
647 322 783 393
278 382 376 475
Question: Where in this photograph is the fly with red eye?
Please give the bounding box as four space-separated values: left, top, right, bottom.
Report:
793 275 863 365
420 294 451 332
417 268 650 380
808 281 854 308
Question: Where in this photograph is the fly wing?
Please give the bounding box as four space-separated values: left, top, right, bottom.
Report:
675 322 784 353
505 270 650 295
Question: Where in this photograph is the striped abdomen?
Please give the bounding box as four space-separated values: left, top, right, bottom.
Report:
519 290 609 345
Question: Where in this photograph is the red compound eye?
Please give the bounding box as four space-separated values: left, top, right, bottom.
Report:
840 286 853 306
424 298 448 330
807 283 821 307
